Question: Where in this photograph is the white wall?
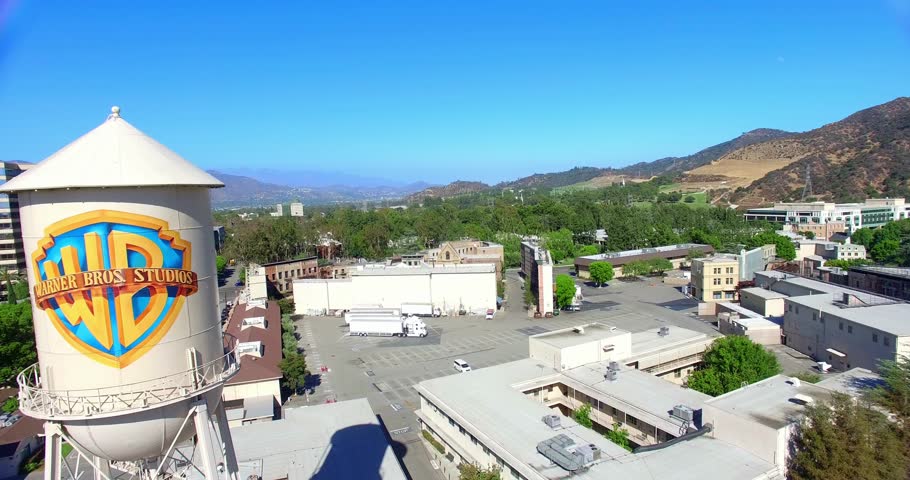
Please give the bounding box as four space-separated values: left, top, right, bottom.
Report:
293 280 353 315
703 403 788 467
223 379 281 406
293 269 496 316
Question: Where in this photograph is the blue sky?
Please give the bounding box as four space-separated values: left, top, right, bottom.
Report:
1 1 908 185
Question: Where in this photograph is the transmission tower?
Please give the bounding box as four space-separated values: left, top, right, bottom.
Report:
801 164 813 200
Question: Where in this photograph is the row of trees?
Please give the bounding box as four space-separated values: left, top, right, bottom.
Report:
621 258 674 277
216 179 777 266
851 218 910 265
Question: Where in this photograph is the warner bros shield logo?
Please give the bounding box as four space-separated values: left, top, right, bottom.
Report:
31 210 200 368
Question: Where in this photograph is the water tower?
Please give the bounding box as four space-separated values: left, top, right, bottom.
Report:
2 107 241 480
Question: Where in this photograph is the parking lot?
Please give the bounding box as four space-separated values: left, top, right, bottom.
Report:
286 269 726 479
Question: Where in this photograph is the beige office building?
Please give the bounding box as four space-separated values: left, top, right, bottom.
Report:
691 255 739 303
0 161 31 298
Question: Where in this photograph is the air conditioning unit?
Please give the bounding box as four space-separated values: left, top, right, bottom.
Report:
672 405 694 423
605 370 619 382
608 361 620 371
542 415 562 429
659 326 670 337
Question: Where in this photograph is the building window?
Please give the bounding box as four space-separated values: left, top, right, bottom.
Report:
445 252 451 260
873 334 878 343
839 322 843 331
885 337 890 347
713 292 722 300
713 268 721 274
812 313 817 321
725 278 733 285
627 415 638 426
848 325 853 334
726 267 734 274
725 292 734 299
788 304 793 312
713 278 721 285
795 306 800 314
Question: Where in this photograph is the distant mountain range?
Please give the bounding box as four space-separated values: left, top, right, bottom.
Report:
408 97 910 206
208 171 431 208
211 96 910 207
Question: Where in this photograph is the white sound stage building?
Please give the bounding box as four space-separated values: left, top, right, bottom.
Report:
293 263 497 316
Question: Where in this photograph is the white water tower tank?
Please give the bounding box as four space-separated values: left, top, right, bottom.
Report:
3 107 237 462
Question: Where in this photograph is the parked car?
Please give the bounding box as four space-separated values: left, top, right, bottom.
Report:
567 304 581 312
453 359 472 373
485 309 495 320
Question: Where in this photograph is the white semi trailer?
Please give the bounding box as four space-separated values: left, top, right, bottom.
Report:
348 314 428 337
401 303 439 317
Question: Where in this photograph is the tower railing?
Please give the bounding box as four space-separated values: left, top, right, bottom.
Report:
17 347 240 419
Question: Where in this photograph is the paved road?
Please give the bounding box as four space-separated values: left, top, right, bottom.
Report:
286 271 724 479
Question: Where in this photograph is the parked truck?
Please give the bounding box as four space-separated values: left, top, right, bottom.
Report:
401 303 440 317
348 314 428 337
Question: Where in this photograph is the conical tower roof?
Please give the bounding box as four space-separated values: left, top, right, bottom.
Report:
0 107 223 192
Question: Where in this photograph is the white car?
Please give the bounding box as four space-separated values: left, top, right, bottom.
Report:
454 359 472 373
485 309 495 320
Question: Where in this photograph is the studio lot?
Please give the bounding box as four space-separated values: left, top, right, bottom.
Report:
288 271 719 478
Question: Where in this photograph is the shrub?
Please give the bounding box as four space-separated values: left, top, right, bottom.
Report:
423 430 445 454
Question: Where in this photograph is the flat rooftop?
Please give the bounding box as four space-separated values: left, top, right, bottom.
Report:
706 375 836 430
717 303 780 329
530 323 628 349
816 368 885 396
560 363 712 435
578 243 709 261
628 326 711 357
230 398 407 480
851 265 910 280
786 293 910 336
417 359 775 480
695 255 739 263
740 287 788 300
353 263 495 276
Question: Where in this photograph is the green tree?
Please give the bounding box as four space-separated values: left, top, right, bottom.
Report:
622 260 650 277
872 355 910 439
748 232 796 261
277 298 295 316
575 244 599 256
851 227 875 248
11 281 29 301
555 274 576 309
0 303 36 384
523 276 536 307
279 353 308 394
799 231 816 239
683 195 695 203
687 336 781 396
542 229 575 263
573 403 593 429
790 371 822 384
215 255 227 275
458 463 501 480
647 258 674 274
1 396 18 414
825 258 873 269
1 269 16 305
788 394 907 480
871 239 901 263
606 423 632 452
588 261 614 287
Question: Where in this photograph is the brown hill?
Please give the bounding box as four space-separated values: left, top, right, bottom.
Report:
407 180 490 201
682 97 910 205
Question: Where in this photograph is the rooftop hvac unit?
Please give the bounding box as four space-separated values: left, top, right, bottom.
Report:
672 405 695 423
575 444 600 464
658 326 670 337
542 415 562 429
608 361 620 371
605 369 619 382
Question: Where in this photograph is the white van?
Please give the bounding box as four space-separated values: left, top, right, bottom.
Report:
453 359 471 372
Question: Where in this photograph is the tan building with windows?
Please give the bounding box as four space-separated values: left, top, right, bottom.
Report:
691 255 740 304
262 256 319 294
422 239 504 280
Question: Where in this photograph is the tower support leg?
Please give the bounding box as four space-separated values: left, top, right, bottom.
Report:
214 403 241 480
193 400 221 480
43 422 63 480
